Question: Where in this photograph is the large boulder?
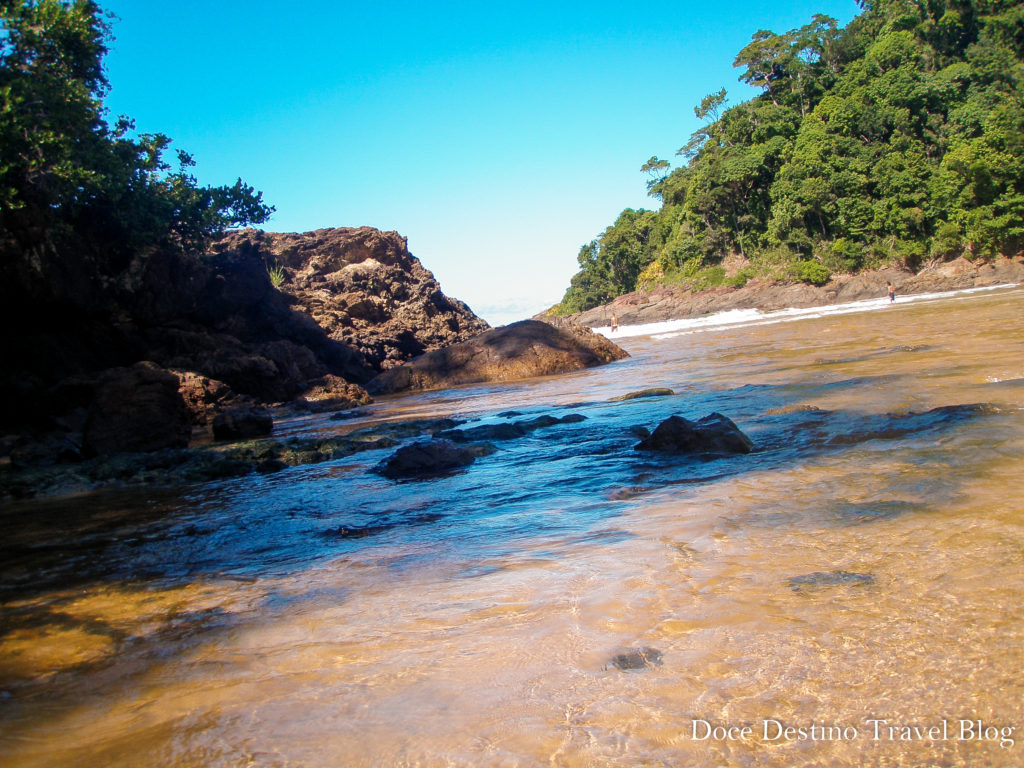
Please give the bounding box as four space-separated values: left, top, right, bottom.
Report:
635 413 753 454
367 320 629 394
374 439 494 479
82 362 192 455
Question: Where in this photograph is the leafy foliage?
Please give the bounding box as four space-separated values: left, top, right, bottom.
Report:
558 0 1024 312
0 0 273 262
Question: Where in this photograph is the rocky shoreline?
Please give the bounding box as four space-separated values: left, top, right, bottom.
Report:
542 256 1024 328
0 225 632 496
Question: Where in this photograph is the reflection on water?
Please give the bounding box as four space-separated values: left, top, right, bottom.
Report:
1 287 1023 767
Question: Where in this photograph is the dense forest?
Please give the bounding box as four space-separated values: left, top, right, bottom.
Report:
556 0 1024 313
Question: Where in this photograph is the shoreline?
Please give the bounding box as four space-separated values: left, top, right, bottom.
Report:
542 255 1024 329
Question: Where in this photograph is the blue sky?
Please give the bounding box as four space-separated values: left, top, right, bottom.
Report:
99 0 859 325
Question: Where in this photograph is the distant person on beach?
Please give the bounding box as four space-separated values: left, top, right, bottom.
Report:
887 281 895 303
610 313 619 333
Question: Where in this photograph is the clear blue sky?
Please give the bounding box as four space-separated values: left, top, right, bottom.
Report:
99 0 859 325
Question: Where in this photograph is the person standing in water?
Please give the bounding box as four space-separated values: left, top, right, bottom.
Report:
887 281 895 303
610 313 619 333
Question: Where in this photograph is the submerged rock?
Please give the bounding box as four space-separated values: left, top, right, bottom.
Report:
212 406 274 441
366 320 628 394
635 413 753 454
435 413 587 443
787 571 875 591
608 647 664 670
558 413 587 424
328 408 372 421
825 403 1001 447
435 422 527 443
609 388 675 402
375 439 495 480
257 458 288 474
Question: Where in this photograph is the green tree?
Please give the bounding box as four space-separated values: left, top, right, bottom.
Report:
641 155 670 197
0 0 273 261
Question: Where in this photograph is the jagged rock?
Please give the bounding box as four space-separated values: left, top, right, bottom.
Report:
610 388 675 401
212 406 274 441
172 370 237 425
635 413 753 454
298 374 372 412
212 227 489 372
367 320 629 394
374 439 495 479
82 362 192 455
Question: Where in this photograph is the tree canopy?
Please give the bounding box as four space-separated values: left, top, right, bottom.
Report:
0 0 273 263
557 0 1024 314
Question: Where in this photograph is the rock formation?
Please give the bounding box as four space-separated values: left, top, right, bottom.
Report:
210 227 489 372
1 226 489 457
635 413 754 455
374 439 495 480
82 362 192 456
367 320 629 395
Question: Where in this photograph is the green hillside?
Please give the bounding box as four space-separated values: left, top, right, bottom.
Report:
556 0 1024 314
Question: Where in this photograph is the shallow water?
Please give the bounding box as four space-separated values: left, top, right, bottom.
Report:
2 287 1023 767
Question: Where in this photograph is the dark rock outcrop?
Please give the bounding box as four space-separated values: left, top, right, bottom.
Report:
374 439 495 479
211 406 274 441
1 225 490 457
82 362 192 456
635 413 754 454
367 320 629 394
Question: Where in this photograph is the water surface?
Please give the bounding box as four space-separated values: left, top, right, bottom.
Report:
1 287 1023 767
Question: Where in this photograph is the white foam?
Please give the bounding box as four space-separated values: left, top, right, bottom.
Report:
594 283 1020 340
